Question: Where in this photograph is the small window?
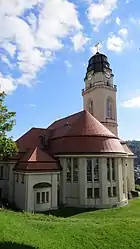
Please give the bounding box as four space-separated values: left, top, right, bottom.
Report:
0 166 4 180
94 159 99 182
106 97 113 119
89 100 93 115
46 192 49 203
107 158 110 181
73 158 78 182
5 165 9 180
107 81 110 86
94 188 100 198
108 187 111 198
21 174 24 184
112 158 115 181
42 192 45 203
15 173 19 182
113 186 116 197
87 188 92 199
67 158 72 182
36 192 40 204
87 159 92 182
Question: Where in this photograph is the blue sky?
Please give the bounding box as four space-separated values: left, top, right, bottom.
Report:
1 0 140 141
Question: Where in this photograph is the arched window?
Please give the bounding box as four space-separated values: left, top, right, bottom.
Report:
106 97 113 119
89 100 93 115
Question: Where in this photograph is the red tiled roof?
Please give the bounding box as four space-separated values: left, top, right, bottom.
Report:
14 162 59 172
47 110 116 139
48 110 126 154
14 147 59 172
14 110 127 171
19 147 55 162
119 139 135 156
16 128 47 152
50 136 126 155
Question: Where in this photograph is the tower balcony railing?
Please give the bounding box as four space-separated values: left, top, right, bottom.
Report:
82 84 117 94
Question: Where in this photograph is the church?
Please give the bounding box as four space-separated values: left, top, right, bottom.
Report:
0 50 135 212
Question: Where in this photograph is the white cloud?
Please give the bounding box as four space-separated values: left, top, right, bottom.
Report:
0 73 16 94
1 42 16 57
106 34 125 52
1 55 13 69
0 0 84 94
64 60 72 68
116 17 121 25
87 0 118 30
71 32 90 51
118 28 128 38
122 96 140 108
25 103 36 108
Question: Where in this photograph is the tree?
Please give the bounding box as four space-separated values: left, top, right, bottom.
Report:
0 91 18 160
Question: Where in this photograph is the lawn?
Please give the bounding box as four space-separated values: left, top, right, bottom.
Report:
0 199 140 249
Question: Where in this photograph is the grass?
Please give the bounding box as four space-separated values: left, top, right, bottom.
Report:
1 199 140 249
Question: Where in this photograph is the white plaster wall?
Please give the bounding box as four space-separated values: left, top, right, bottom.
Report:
60 156 128 209
26 172 58 212
126 158 135 191
8 162 16 203
83 74 118 136
14 173 26 210
60 158 80 206
0 162 16 199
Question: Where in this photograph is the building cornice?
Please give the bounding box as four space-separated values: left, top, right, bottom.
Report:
82 84 117 96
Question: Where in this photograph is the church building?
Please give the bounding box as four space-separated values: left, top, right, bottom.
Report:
0 50 135 212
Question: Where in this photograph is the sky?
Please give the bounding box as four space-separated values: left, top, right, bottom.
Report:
0 0 140 141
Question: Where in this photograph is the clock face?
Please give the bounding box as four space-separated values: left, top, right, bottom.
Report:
105 71 111 79
88 73 92 80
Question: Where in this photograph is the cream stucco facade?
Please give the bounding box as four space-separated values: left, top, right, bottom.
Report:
0 155 131 212
82 54 135 196
0 51 135 213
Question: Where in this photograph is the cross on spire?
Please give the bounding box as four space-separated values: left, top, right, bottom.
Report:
95 42 100 53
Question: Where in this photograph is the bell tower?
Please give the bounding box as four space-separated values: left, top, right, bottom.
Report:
82 45 118 136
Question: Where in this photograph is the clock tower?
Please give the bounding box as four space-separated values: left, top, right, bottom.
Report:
82 49 118 136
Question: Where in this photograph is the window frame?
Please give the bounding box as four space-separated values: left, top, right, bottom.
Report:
87 159 92 182
94 188 100 198
108 187 112 198
0 166 4 180
87 188 92 199
66 157 72 182
94 158 99 182
106 97 113 119
73 158 78 182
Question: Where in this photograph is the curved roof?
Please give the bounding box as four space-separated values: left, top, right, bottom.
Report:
49 110 126 155
120 139 135 156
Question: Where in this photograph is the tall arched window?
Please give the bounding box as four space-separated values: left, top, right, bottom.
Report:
89 100 93 115
106 97 113 119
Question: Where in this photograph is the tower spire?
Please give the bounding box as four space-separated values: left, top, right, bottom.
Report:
95 42 100 53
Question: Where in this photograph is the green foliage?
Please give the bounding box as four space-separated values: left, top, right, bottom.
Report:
0 91 18 159
0 199 140 249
